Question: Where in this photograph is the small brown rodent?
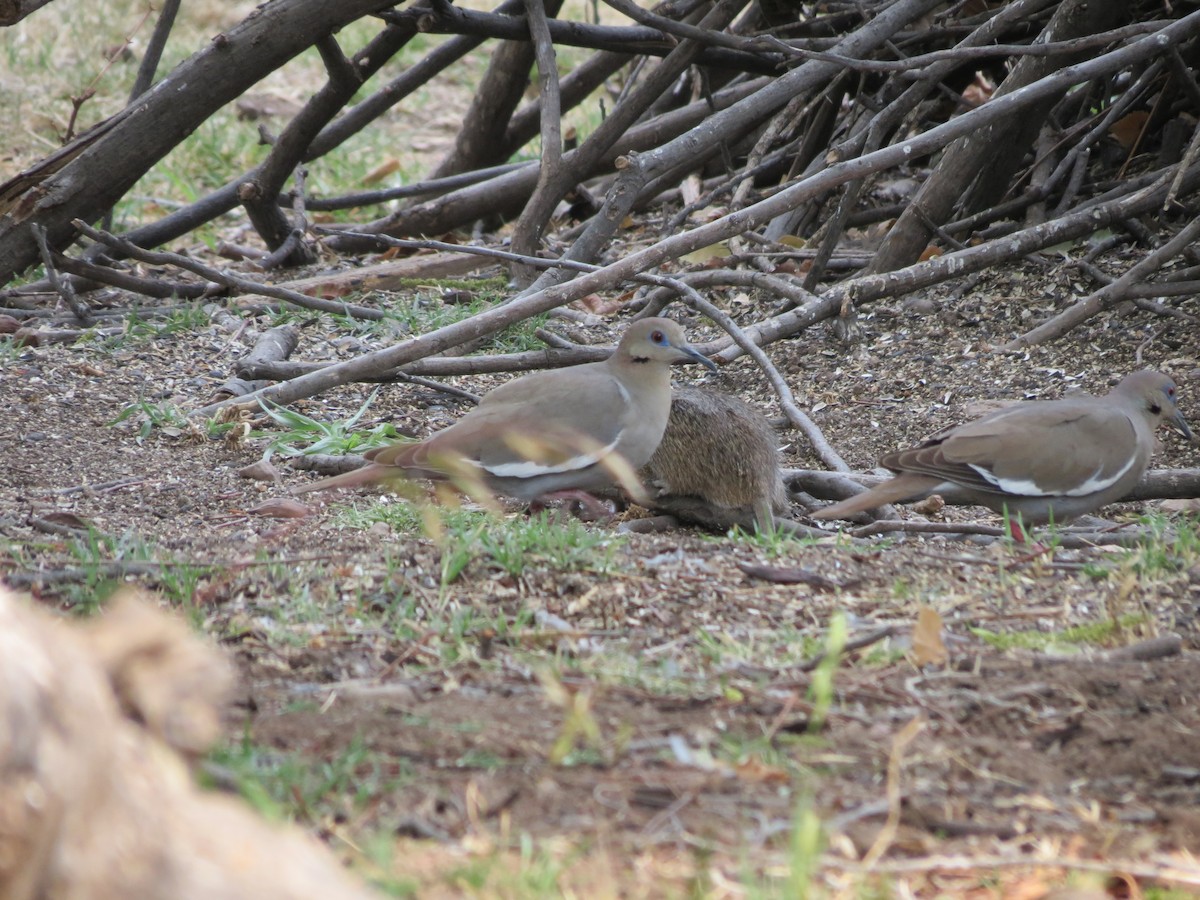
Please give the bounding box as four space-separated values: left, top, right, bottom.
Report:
639 387 788 531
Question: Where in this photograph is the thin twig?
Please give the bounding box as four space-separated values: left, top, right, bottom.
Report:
1006 212 1200 349
31 224 93 325
74 221 387 321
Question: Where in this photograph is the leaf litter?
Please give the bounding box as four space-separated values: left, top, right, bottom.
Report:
2 255 1200 894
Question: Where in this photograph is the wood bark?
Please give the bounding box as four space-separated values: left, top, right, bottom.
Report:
868 0 1126 273
431 0 564 178
0 0 403 282
0 0 53 25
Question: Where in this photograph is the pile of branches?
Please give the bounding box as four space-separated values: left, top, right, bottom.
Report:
3 0 1200 448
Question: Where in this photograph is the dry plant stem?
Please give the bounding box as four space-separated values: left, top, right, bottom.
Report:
781 0 1062 243
601 0 770 56
74 222 386 321
384 374 481 404
309 2 529 160
238 348 609 381
31 224 93 326
527 0 944 295
511 0 749 280
845 520 1004 539
93 14 483 260
4 562 165 587
638 268 820 313
1005 212 1200 349
128 0 181 100
861 716 924 868
797 626 898 673
324 229 851 473
346 78 767 243
429 0 555 179
779 19 1171 71
0 0 54 25
216 325 300 399
289 454 369 475
241 33 366 261
1096 634 1183 662
786 467 1200 504
1045 63 1164 205
408 1 776 74
869 0 1127 273
256 166 312 271
841 520 1164 549
665 281 854 474
1167 109 1200 208
49 253 212 300
728 94 807 213
509 0 567 280
31 224 94 326
1131 296 1198 324
822 854 1200 886
302 161 527 210
720 162 1200 363
0 304 202 322
193 15 1200 417
0 0 407 281
13 325 125 345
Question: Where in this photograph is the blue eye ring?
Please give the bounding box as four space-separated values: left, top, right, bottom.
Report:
651 330 666 344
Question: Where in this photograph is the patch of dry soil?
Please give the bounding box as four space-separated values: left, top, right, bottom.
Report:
3 253 1200 890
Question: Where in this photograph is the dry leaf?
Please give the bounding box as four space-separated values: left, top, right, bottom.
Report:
911 606 947 667
736 561 859 591
911 494 945 516
573 294 624 316
237 460 281 482
681 242 731 264
1109 111 1149 150
362 158 401 185
246 498 311 519
680 173 702 206
736 758 790 785
961 71 995 106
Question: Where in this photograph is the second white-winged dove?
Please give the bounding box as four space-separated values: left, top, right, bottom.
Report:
812 370 1192 526
294 317 717 504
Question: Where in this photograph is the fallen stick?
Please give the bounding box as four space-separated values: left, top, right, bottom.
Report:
215 324 300 400
74 222 388 321
784 467 1200 504
1005 212 1200 349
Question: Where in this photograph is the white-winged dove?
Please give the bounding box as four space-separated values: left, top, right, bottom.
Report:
639 386 789 531
294 318 717 504
812 370 1192 525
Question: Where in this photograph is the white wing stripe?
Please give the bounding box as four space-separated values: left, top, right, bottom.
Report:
969 452 1136 497
485 434 622 479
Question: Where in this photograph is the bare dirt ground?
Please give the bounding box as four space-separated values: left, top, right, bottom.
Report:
4 251 1200 895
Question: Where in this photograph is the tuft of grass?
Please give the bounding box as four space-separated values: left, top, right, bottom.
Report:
341 501 622 583
109 399 193 443
62 528 154 612
253 390 405 460
970 613 1148 652
348 286 549 354
720 524 822 558
208 733 412 824
475 511 619 576
807 613 846 734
